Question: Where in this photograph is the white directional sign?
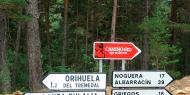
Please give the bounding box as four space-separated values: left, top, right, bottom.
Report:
25 91 105 95
112 89 171 95
112 71 173 87
42 73 106 90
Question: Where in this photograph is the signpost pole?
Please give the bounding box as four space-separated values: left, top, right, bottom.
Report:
122 60 126 71
99 60 103 72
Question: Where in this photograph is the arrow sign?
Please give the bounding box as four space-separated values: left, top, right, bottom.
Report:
112 71 173 87
25 91 105 95
42 73 106 90
112 89 171 95
93 42 141 60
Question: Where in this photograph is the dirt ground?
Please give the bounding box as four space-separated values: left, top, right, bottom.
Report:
166 75 190 95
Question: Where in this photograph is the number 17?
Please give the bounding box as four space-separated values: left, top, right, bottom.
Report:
160 74 165 78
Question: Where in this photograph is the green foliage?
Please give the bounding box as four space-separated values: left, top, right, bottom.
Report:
0 0 29 22
0 62 11 93
2 0 190 91
52 65 71 72
175 23 190 31
168 70 182 79
0 0 26 12
0 0 26 6
153 0 171 19
139 0 181 69
16 71 28 91
81 54 96 72
49 0 63 20
8 10 31 21
0 64 11 83
49 13 62 32
6 48 29 91
74 27 86 36
6 48 14 68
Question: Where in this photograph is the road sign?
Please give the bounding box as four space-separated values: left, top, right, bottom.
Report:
42 73 106 90
25 91 105 95
112 71 173 87
112 89 171 95
93 42 141 60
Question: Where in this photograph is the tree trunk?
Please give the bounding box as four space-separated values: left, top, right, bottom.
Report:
125 0 128 19
0 11 11 93
84 0 89 71
12 22 22 91
184 33 190 75
142 0 149 70
184 0 190 75
62 0 68 66
109 0 118 85
111 0 117 42
26 0 42 91
89 0 95 42
45 0 52 67
170 0 177 45
170 0 177 70
86 0 89 56
75 0 79 65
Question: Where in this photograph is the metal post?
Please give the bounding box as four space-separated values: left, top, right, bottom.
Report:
99 60 103 72
122 60 126 70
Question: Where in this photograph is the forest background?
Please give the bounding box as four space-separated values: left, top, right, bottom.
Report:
0 0 190 93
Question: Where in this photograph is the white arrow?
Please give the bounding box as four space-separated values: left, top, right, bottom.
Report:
112 89 171 95
42 73 106 90
113 71 173 87
25 91 105 95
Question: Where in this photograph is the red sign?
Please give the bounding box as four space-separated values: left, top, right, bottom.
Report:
93 42 141 60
